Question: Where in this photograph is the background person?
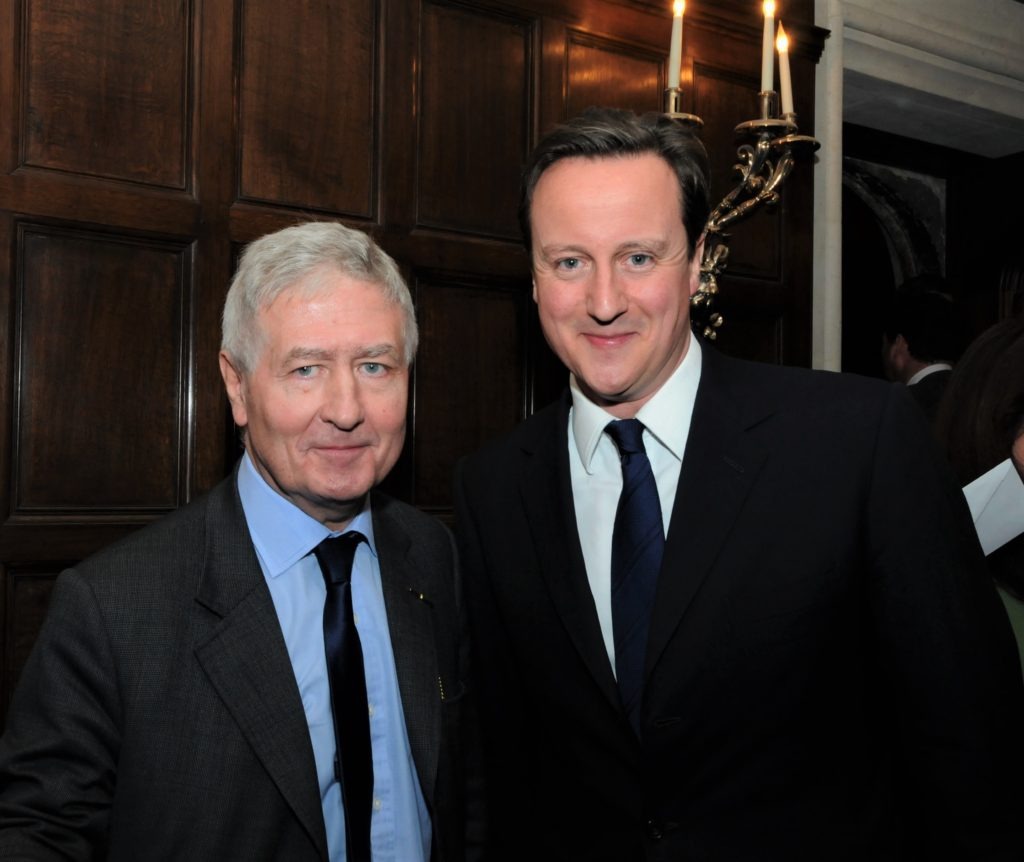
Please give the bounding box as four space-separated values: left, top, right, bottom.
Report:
935 315 1024 671
881 277 961 422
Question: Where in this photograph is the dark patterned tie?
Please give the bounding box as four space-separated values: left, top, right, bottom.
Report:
314 531 373 862
606 419 665 736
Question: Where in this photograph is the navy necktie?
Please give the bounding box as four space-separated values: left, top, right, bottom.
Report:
606 419 665 736
314 531 373 862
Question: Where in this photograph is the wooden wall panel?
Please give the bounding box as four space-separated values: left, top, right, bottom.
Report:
0 0 824 727
13 226 189 516
565 31 663 117
417 1 532 239
411 276 527 511
0 566 60 717
23 0 191 188
238 0 377 217
709 300 784 363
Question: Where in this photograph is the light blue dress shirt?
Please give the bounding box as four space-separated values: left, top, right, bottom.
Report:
237 453 431 862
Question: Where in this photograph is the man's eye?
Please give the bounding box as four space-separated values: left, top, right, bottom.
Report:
556 257 581 271
294 366 316 378
628 253 652 266
361 362 386 376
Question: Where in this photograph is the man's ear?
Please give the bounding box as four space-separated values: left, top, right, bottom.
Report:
219 351 248 429
891 334 910 364
688 234 706 298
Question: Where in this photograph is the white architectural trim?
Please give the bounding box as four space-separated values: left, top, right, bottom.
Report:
812 0 844 371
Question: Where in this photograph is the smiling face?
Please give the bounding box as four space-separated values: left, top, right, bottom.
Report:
530 153 703 418
219 268 409 530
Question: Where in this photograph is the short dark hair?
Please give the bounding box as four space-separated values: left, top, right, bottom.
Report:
934 316 1024 486
518 107 711 260
882 277 961 363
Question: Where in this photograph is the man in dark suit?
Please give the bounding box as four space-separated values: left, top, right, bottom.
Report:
0 222 476 861
881 281 960 423
455 109 1024 860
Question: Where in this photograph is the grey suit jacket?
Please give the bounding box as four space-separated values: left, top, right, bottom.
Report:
0 469 474 861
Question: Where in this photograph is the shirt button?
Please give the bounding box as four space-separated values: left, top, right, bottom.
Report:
353 612 360 625
646 820 663 840
373 798 382 812
367 703 375 718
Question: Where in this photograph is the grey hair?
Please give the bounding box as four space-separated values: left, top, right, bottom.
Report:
221 221 418 372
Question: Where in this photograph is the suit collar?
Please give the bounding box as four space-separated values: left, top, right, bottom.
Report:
371 493 441 803
518 394 622 711
646 347 771 679
193 471 328 859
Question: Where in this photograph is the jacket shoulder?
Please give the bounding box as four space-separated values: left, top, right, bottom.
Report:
72 477 233 586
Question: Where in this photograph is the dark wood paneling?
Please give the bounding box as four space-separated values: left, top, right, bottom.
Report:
417 1 533 239
411 275 528 510
0 0 826 726
13 225 189 516
707 298 785 363
565 30 662 116
0 566 60 723
238 0 377 217
23 0 191 188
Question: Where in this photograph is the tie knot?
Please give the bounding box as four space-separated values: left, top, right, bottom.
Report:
606 418 647 457
314 530 366 586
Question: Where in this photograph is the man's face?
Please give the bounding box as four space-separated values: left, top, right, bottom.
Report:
530 153 703 418
220 269 409 529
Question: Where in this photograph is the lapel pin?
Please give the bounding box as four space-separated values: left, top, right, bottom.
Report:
408 587 432 606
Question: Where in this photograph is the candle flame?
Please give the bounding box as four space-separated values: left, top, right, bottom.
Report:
763 0 776 16
776 22 789 52
674 0 685 15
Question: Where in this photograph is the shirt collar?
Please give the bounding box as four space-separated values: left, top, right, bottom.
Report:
237 451 378 579
907 362 952 385
570 334 702 473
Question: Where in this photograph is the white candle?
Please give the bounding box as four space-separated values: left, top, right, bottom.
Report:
668 1 685 89
776 22 793 114
761 0 776 93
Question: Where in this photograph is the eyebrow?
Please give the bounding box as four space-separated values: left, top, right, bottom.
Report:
283 347 335 363
355 343 401 359
282 343 401 364
615 238 670 255
538 238 671 259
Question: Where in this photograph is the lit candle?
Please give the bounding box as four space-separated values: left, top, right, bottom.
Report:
761 0 776 93
776 22 793 114
668 1 685 89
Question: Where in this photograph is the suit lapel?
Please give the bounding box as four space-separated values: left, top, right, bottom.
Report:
645 349 770 679
519 397 621 710
192 477 328 860
372 499 440 805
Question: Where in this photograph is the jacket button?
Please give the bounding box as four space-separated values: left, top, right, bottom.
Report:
646 820 663 840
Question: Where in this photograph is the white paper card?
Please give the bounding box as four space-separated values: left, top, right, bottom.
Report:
963 459 1024 556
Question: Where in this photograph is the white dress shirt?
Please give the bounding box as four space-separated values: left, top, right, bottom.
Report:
567 336 703 669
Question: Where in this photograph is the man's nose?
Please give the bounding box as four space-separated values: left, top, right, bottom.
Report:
320 370 364 431
586 266 628 323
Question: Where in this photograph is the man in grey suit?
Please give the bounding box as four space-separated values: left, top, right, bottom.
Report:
0 222 476 861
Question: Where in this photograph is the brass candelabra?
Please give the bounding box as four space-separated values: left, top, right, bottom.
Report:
664 87 819 340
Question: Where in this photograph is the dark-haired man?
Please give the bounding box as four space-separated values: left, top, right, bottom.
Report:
455 108 1024 861
882 279 961 422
